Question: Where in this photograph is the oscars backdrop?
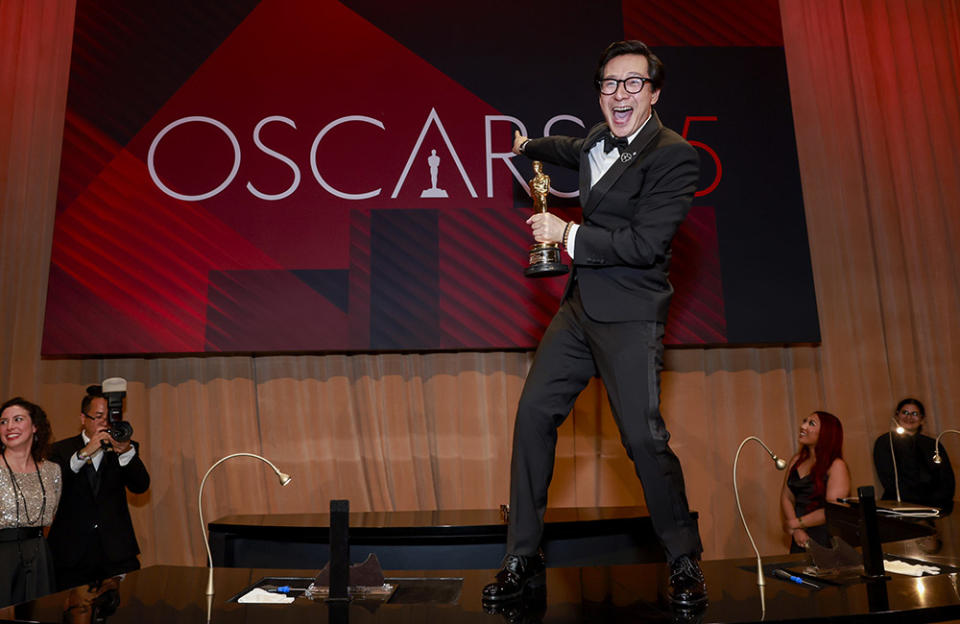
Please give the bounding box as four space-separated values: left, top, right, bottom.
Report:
44 0 819 355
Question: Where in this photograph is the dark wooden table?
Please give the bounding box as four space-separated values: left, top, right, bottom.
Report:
11 508 960 623
208 506 686 569
6 556 960 624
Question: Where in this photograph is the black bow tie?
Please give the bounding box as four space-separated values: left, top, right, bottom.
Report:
603 134 629 154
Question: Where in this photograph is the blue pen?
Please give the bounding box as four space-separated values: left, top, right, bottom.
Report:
261 584 299 594
773 569 819 589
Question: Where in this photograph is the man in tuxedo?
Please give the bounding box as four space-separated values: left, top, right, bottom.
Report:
482 40 705 607
47 387 150 590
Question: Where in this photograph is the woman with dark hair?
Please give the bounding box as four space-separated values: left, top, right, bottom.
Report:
0 397 62 607
873 397 954 513
780 411 850 552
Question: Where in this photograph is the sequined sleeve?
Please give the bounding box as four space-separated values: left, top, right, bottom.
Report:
0 469 16 529
41 460 62 526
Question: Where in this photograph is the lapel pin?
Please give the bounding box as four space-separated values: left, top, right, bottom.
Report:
620 152 634 163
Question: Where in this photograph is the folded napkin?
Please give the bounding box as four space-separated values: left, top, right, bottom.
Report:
238 588 295 604
883 558 941 577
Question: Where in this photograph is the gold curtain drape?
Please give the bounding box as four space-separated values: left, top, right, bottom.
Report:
1 0 958 568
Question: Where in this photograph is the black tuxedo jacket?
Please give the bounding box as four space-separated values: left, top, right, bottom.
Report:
524 110 699 322
47 434 150 567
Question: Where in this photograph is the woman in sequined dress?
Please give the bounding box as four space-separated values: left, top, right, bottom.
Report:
780 411 850 552
0 397 62 607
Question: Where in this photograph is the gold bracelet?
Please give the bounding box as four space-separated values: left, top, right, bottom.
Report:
562 221 573 247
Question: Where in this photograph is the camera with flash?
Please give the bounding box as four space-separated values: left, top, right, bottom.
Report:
101 377 133 443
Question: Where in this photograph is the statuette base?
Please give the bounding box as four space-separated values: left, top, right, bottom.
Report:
525 244 569 278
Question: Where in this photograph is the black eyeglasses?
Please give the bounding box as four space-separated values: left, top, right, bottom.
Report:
899 410 922 418
83 412 107 421
597 77 651 95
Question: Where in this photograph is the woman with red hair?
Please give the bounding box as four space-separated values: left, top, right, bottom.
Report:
780 411 851 552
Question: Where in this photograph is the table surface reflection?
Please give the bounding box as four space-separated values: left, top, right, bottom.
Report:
4 553 960 624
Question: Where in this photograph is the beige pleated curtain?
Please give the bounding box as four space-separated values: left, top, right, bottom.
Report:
2 0 959 569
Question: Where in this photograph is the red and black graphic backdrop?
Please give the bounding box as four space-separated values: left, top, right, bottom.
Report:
44 0 819 355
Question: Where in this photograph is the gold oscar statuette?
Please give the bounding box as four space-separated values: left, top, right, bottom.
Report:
524 161 569 278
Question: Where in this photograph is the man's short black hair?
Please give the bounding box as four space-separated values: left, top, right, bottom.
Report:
594 40 665 92
81 384 104 415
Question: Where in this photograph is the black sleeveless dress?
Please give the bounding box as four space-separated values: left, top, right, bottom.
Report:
787 466 832 552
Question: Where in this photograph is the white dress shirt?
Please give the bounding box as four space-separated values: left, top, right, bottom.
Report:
565 114 651 258
69 431 137 473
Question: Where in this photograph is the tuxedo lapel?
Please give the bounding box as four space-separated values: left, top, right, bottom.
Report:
578 154 592 208
70 434 108 499
578 124 609 209
83 461 100 497
582 111 663 218
66 435 99 500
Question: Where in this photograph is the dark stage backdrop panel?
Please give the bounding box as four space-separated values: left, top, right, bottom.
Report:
43 0 819 355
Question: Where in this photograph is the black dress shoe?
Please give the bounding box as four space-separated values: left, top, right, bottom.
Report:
671 602 707 624
483 587 547 623
668 555 707 606
482 552 546 603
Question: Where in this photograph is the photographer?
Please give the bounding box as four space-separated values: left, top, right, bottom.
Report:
47 383 149 590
